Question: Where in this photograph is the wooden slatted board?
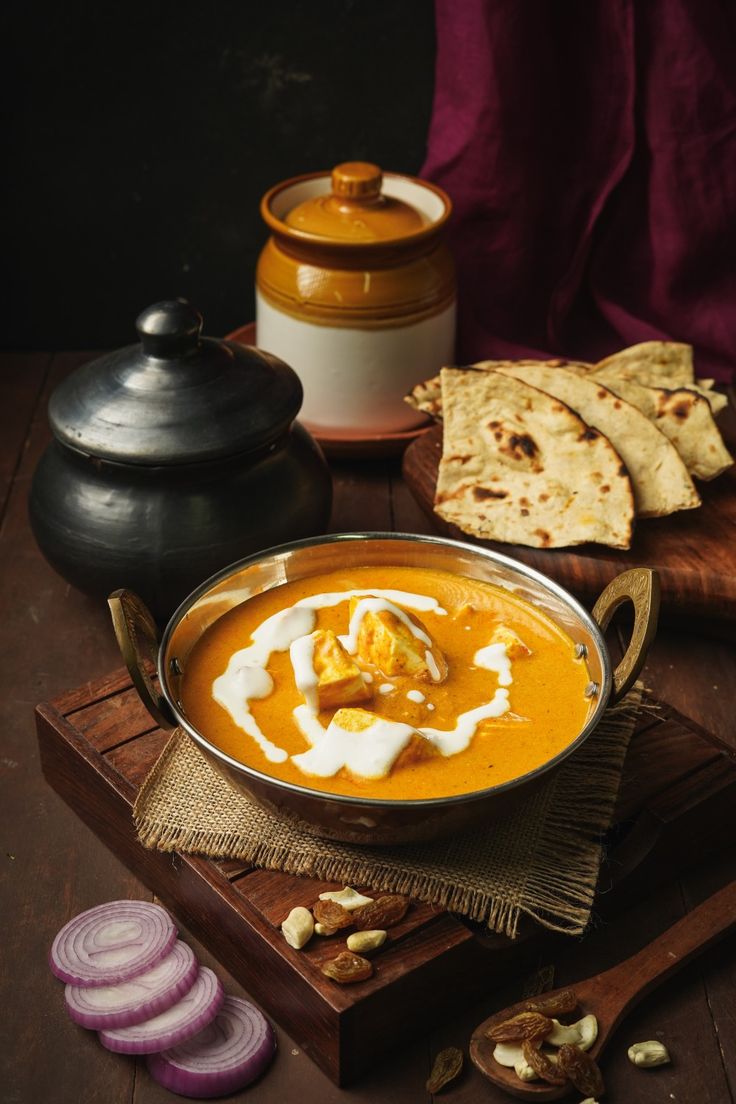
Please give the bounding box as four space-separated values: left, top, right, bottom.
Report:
36 670 736 1085
402 405 736 631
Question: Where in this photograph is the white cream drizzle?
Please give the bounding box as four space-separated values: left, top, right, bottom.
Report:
421 689 510 756
295 589 447 615
291 715 418 779
213 587 514 777
291 687 511 777
213 589 446 760
289 634 318 714
474 642 513 686
379 683 394 695
424 650 441 681
212 663 283 762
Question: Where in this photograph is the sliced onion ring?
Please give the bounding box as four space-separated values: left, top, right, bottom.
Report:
147 996 276 1099
99 967 225 1055
50 900 177 987
64 940 199 1030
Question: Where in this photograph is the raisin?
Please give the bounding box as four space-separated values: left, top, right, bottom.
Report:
486 1011 553 1044
557 1043 605 1097
521 1041 568 1086
352 894 409 930
321 950 373 984
426 1047 463 1093
312 899 352 931
524 988 578 1017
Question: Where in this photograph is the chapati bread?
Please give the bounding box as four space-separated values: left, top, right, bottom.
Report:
406 374 443 418
583 375 733 481
495 364 701 517
434 368 634 549
406 359 593 419
593 342 728 415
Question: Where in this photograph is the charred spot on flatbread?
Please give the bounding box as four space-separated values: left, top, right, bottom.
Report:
481 420 542 471
495 363 700 518
473 487 508 500
589 374 733 481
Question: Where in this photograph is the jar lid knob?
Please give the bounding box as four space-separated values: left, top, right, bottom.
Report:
331 161 382 200
136 299 203 357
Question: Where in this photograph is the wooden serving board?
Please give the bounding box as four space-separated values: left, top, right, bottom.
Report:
36 671 736 1085
402 404 736 630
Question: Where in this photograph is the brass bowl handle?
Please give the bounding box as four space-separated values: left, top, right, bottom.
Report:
592 567 660 704
108 589 176 729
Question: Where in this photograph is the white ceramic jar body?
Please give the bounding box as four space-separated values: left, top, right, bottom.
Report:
256 293 456 433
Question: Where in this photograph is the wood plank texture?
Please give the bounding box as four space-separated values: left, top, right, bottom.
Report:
3 350 736 1104
402 409 736 629
35 668 736 1086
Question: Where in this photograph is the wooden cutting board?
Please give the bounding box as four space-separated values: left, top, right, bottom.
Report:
402 402 736 630
36 669 736 1085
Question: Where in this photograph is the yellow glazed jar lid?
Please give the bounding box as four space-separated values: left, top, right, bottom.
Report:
284 162 427 242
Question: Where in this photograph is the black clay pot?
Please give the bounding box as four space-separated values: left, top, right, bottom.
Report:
29 300 332 619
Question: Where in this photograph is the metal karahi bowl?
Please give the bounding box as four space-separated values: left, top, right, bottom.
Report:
111 533 659 845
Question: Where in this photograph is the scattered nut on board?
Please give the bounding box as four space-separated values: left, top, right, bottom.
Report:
627 1040 671 1067
317 886 374 910
281 906 314 949
346 929 387 954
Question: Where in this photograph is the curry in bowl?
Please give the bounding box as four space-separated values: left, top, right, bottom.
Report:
180 564 593 802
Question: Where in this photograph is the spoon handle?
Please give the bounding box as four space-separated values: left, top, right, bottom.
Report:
587 880 736 1036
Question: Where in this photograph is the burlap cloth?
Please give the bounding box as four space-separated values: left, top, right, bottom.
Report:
133 690 646 939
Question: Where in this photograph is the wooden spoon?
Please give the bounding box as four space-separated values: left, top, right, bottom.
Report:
470 880 736 1099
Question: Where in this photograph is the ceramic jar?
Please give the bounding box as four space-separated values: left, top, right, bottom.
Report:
29 300 332 619
256 162 455 436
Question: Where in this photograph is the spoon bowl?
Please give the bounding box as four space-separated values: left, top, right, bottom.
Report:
471 880 736 1099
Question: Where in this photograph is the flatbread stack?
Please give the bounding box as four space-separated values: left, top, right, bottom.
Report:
406 342 732 551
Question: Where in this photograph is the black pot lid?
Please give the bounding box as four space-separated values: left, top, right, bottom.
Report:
48 300 303 465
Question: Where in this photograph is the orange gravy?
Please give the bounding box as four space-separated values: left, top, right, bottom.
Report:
181 566 592 799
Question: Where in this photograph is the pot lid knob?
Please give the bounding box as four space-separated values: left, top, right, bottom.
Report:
136 299 203 357
331 161 383 200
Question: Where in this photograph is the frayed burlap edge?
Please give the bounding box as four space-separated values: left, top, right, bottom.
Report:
134 689 652 939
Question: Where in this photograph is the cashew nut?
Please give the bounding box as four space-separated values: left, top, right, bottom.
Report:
314 922 334 936
281 906 314 949
545 1014 598 1051
347 929 387 953
627 1040 671 1068
492 1042 524 1068
317 886 374 910
514 1059 538 1082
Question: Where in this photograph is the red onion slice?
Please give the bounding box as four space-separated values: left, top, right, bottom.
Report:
146 996 276 1098
64 940 199 1030
50 900 177 987
99 967 224 1055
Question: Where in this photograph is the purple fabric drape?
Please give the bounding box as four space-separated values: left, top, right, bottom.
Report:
421 0 736 381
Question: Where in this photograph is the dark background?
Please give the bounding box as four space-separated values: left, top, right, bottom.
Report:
4 1 436 349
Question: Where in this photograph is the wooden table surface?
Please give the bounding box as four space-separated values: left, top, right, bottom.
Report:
1 351 735 1104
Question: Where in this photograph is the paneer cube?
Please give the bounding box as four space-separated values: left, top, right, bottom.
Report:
312 629 371 710
393 732 440 770
349 597 448 683
331 708 438 775
490 623 532 659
